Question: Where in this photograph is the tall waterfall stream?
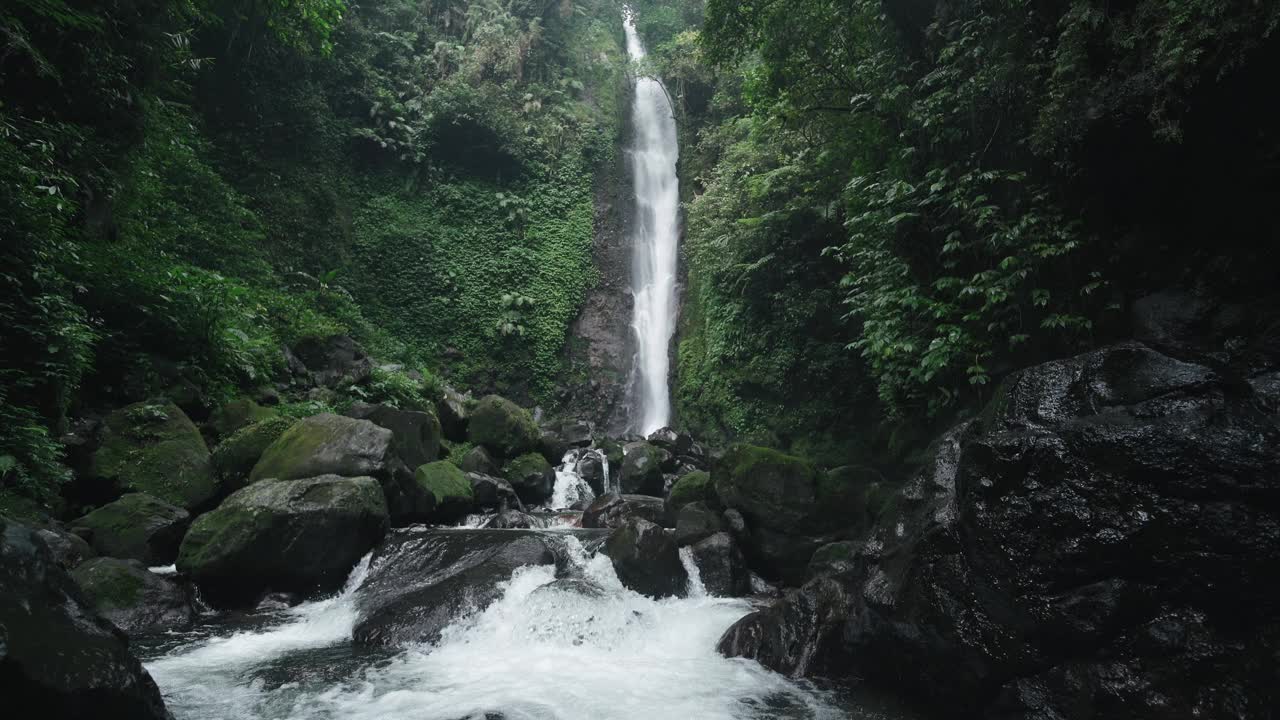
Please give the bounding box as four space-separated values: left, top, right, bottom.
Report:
138 13 909 720
624 12 681 435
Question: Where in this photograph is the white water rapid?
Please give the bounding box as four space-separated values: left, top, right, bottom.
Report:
625 11 681 435
140 535 866 720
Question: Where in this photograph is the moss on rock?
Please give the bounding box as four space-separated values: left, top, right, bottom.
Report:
249 414 393 483
74 493 190 565
90 401 216 511
467 395 541 459
667 471 714 515
208 398 277 439
212 416 298 491
714 444 821 532
414 461 474 522
503 452 554 505
177 475 389 604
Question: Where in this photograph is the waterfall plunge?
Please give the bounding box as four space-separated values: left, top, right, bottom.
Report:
624 12 680 436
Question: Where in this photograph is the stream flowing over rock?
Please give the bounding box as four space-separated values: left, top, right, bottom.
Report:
352 528 591 646
723 341 1280 719
0 518 173 720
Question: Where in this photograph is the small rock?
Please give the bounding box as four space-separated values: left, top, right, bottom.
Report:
70 557 195 635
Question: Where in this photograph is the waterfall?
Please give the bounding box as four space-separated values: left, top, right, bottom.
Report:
624 11 680 436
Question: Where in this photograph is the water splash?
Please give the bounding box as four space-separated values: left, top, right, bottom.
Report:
625 11 681 435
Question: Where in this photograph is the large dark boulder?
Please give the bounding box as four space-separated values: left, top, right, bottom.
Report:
575 452 607 495
0 517 172 720
604 518 687 598
436 386 471 443
412 461 474 522
177 475 389 605
618 441 667 496
353 528 558 646
582 493 665 529
70 558 195 635
467 395 541 460
712 445 864 584
467 472 522 511
829 342 1280 718
88 401 216 512
34 526 95 570
673 501 723 546
290 334 373 388
250 413 427 523
718 576 852 676
459 445 500 476
74 494 189 566
664 470 715 523
689 532 749 597
503 452 554 506
345 402 442 472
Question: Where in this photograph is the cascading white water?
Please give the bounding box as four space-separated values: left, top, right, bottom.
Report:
624 11 681 435
139 536 859 720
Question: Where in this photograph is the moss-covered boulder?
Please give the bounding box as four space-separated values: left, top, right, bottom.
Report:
208 398 276 440
211 416 297 492
33 526 96 570
503 452 554 505
713 444 861 584
619 441 666 496
70 557 195 635
806 540 858 581
90 401 216 511
413 461 474 522
346 402 442 470
74 493 190 566
177 475 389 604
665 470 715 521
714 444 822 532
468 395 540 459
249 413 429 523
0 518 172 720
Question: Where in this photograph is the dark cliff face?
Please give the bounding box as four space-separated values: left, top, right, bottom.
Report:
559 87 639 436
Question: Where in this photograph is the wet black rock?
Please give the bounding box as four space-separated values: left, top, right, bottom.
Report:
604 518 687 599
484 510 537 529
805 541 857 581
0 517 173 720
689 532 749 597
829 342 1280 718
353 529 557 646
345 402 442 472
576 453 606 495
468 472 523 511
70 558 195 635
618 441 668 496
34 526 96 570
718 576 851 677
436 386 471 443
460 445 501 476
290 334 373 388
582 493 666 529
673 501 723 546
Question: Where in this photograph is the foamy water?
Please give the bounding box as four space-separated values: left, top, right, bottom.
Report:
141 536 856 720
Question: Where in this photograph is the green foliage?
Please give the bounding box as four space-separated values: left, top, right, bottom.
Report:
690 0 1279 422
